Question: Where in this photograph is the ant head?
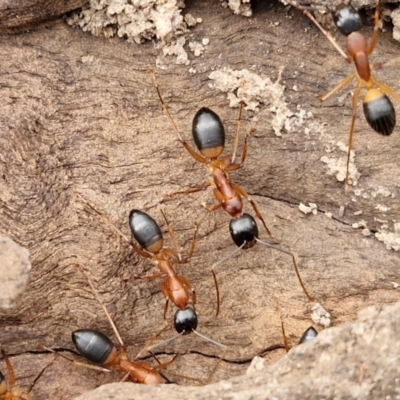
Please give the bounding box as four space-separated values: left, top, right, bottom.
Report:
334 6 362 36
129 210 163 253
298 326 318 344
192 108 225 159
174 307 198 334
229 213 258 248
72 329 117 365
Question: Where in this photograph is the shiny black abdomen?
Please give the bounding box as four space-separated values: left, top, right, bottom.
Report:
129 210 162 250
72 329 114 365
192 108 225 154
363 95 396 136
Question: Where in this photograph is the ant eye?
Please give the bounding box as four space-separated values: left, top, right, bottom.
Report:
334 7 362 35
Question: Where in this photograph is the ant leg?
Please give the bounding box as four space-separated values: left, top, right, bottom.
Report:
150 70 208 165
1 349 15 391
366 0 381 55
212 268 220 317
319 73 356 102
238 127 255 167
164 181 211 200
74 191 152 259
276 305 289 353
77 265 125 347
152 353 179 370
227 127 255 171
26 353 56 396
210 243 246 316
374 79 400 104
255 237 314 302
345 83 362 187
186 221 199 260
160 209 182 260
234 185 273 238
162 295 170 320
231 102 244 164
134 271 165 281
40 346 111 373
202 188 223 212
135 324 171 359
284 1 349 59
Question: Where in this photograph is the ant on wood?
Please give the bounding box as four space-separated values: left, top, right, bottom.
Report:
45 265 225 386
284 0 400 186
151 71 314 314
152 70 272 237
75 192 208 318
0 348 54 399
46 265 171 384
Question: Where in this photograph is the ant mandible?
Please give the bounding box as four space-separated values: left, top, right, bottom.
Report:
0 348 54 399
285 0 400 186
151 70 273 238
47 265 170 384
74 192 215 318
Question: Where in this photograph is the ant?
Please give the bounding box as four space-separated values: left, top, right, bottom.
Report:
48 265 170 384
151 73 314 314
0 348 54 399
151 70 272 238
285 0 400 186
75 192 208 318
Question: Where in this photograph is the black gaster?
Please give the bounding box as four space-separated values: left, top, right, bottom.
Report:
334 7 362 36
72 329 114 365
174 307 198 334
192 108 225 153
299 327 318 344
229 213 258 248
363 95 396 136
129 210 162 250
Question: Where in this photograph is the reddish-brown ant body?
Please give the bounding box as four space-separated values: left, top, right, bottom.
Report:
285 0 400 185
75 192 199 318
152 71 272 237
128 209 197 316
72 328 165 384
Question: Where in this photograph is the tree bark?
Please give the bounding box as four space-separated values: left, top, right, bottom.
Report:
0 1 399 398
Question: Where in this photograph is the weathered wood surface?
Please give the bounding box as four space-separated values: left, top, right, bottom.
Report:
0 0 88 34
0 1 399 398
74 302 400 400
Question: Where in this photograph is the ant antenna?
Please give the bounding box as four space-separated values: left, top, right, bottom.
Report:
254 237 313 302
75 264 125 347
